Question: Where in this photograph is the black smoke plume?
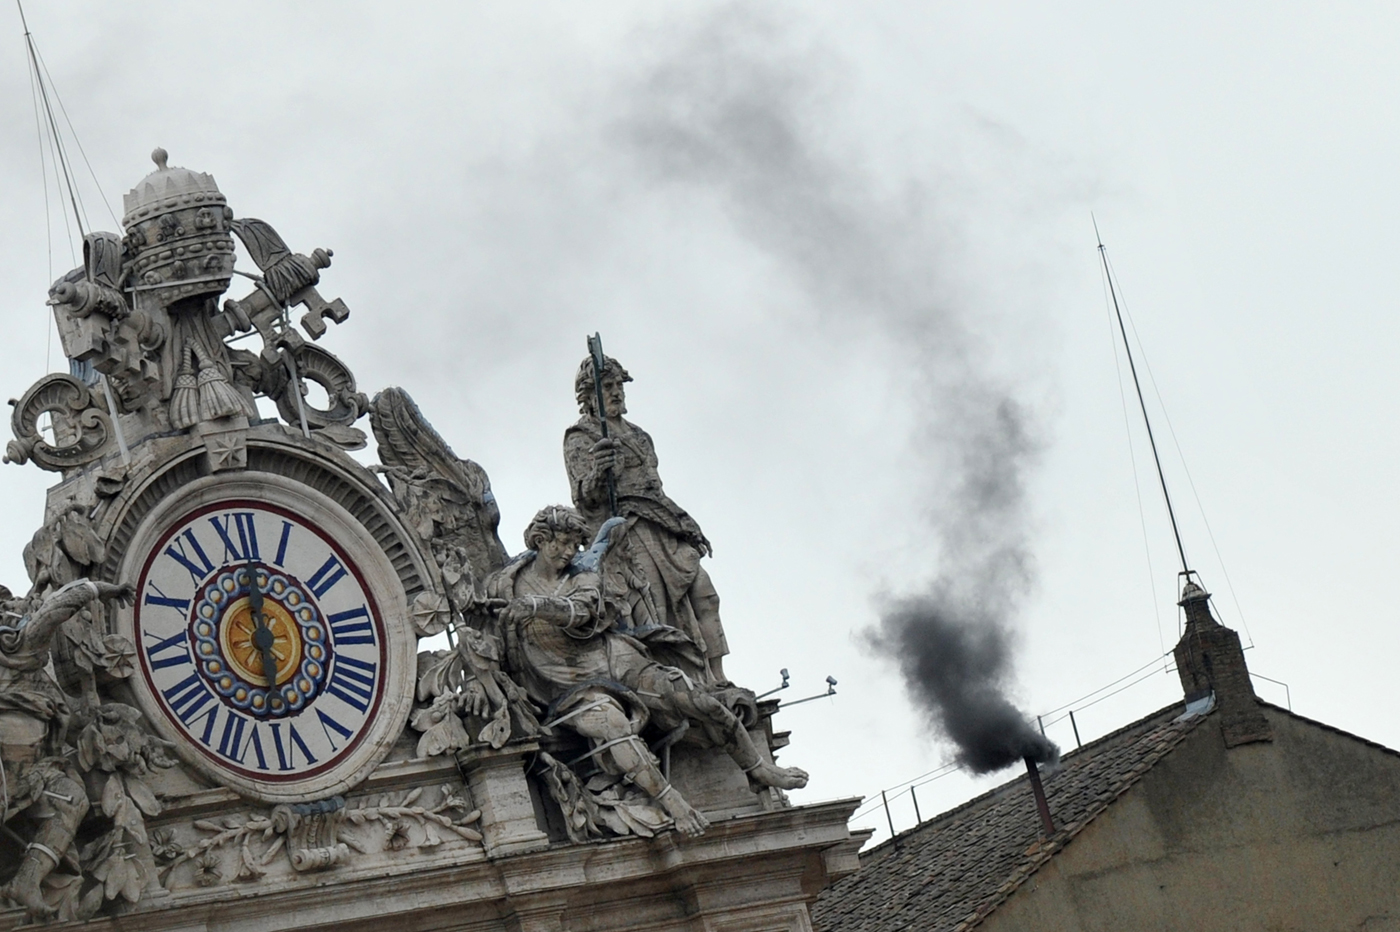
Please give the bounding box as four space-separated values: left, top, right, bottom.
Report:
616 6 1059 773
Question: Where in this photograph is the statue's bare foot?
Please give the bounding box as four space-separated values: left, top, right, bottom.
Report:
747 761 809 791
658 787 709 837
2 879 56 922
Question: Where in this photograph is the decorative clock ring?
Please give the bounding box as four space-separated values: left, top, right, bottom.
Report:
189 564 332 717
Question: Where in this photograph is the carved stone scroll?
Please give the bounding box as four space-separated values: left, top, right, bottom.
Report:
5 374 115 472
271 798 349 872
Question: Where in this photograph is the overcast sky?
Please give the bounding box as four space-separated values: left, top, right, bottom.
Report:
2 2 1397 847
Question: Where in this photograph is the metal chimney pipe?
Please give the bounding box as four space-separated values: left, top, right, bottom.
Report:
1024 757 1055 837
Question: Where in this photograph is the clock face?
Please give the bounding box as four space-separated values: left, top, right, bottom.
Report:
119 475 415 802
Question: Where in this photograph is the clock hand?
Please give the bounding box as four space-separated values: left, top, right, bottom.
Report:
246 560 280 692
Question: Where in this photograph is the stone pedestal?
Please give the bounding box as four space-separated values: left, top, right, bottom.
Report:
459 741 551 859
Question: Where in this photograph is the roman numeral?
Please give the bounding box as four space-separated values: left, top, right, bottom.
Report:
208 512 259 563
217 712 268 770
143 582 190 614
325 655 376 713
165 530 215 585
143 629 190 670
162 673 215 725
327 606 375 645
306 555 348 598
269 723 317 771
273 520 293 568
316 709 354 751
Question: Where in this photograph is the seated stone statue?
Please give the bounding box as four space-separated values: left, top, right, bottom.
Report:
0 578 132 921
485 506 807 838
564 355 729 684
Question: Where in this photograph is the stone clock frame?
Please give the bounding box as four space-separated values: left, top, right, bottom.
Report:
108 436 429 804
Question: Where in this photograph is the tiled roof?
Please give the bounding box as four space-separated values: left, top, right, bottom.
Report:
812 704 1208 932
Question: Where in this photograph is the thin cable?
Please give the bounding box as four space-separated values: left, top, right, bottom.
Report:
1100 249 1255 648
1037 651 1172 719
25 33 55 378
1093 219 1189 576
850 766 962 823
24 32 51 283
1070 666 1168 713
22 17 86 243
35 44 113 227
1099 244 1167 661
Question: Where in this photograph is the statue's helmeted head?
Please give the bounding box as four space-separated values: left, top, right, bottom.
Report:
523 505 590 551
121 148 236 308
575 355 631 416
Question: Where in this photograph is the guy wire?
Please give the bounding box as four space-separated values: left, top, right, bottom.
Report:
1097 243 1254 648
1098 236 1166 658
1093 219 1190 578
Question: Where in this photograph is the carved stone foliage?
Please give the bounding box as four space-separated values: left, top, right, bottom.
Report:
413 627 544 758
153 786 481 891
534 752 671 842
4 374 115 472
23 504 106 592
0 581 178 923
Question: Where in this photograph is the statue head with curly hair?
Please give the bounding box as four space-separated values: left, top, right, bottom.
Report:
574 355 631 418
522 505 591 553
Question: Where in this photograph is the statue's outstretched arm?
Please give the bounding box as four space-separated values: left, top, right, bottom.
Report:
21 579 133 648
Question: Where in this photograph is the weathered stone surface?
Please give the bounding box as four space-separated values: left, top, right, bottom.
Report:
0 153 858 930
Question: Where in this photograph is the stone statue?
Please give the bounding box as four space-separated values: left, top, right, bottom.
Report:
26 148 366 477
0 579 132 921
484 506 807 838
564 356 729 684
370 387 507 617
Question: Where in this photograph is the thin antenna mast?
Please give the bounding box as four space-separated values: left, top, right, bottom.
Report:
17 0 132 464
18 0 87 240
1093 218 1192 578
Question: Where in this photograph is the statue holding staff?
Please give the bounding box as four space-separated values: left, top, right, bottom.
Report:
564 350 730 684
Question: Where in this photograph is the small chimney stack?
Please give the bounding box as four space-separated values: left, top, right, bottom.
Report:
1024 757 1055 837
1173 581 1272 747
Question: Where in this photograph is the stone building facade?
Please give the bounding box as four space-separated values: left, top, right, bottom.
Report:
813 585 1400 932
0 151 862 931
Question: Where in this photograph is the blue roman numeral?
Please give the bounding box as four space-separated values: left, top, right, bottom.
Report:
165 530 215 585
327 606 375 645
316 709 353 751
306 555 348 598
209 512 259 563
269 723 317 771
273 520 293 568
143 629 190 670
325 655 376 713
162 673 215 725
215 712 268 770
143 582 190 613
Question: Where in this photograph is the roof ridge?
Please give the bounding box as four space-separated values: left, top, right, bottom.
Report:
1256 700 1400 760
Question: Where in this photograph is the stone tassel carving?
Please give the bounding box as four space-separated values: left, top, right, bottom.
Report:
169 346 200 430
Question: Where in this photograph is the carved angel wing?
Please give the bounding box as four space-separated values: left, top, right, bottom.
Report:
370 387 507 586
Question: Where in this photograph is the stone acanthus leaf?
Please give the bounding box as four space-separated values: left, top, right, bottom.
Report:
155 787 481 889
